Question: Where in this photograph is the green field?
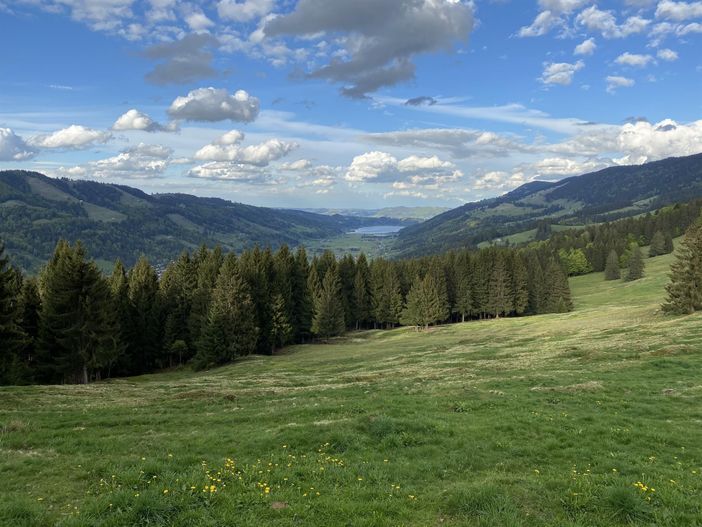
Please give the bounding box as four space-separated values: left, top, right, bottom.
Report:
2 251 701 526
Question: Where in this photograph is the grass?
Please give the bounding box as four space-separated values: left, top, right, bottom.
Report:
2 251 701 526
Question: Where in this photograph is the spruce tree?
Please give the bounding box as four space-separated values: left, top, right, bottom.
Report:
543 258 573 313
625 244 645 281
487 255 512 318
311 268 346 339
400 275 425 330
352 256 372 329
663 233 675 255
270 293 292 353
0 243 27 385
128 256 162 373
17 277 40 382
453 252 473 322
663 218 702 314
648 231 666 257
292 247 313 342
510 253 529 315
194 269 258 369
604 250 621 281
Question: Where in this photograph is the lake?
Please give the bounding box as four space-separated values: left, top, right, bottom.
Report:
352 225 404 236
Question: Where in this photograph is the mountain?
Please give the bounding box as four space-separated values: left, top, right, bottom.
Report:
0 170 408 272
394 153 702 256
298 206 449 221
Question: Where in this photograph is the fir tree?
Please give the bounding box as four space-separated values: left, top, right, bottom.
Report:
292 247 313 342
663 218 702 314
352 255 372 329
625 244 645 281
0 243 27 385
487 255 512 318
311 268 346 339
453 252 473 322
270 293 293 352
17 277 40 382
194 270 258 369
543 258 573 313
510 253 529 315
648 230 666 257
128 256 162 372
604 250 621 281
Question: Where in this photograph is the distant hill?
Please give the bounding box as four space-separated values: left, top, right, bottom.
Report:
394 153 702 255
298 206 449 221
0 170 407 272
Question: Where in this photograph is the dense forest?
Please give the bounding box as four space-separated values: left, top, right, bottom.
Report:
0 239 573 385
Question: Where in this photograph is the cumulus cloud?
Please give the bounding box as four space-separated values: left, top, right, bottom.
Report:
264 0 474 98
576 6 650 38
615 118 702 164
194 130 298 165
657 48 679 61
217 0 274 21
143 34 219 85
280 159 313 170
188 162 277 184
345 151 459 187
0 127 36 161
518 10 563 37
168 88 260 122
112 109 179 132
29 125 112 149
655 0 702 21
541 60 584 85
574 37 597 55
363 128 530 158
57 142 174 179
615 52 654 67
606 75 636 93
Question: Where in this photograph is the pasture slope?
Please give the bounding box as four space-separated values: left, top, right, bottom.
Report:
1 250 701 526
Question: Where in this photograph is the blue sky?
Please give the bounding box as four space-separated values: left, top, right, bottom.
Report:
0 0 701 209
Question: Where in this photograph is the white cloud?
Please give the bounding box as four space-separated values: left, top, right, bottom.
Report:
57 142 174 179
112 109 179 132
518 10 563 37
606 75 636 93
168 88 260 122
184 11 214 31
541 60 584 85
344 151 459 188
657 48 679 61
217 0 274 22
615 118 702 164
281 159 313 170
194 130 298 166
0 127 36 161
188 162 277 184
615 52 654 67
655 0 702 21
574 37 596 55
576 6 650 38
29 125 112 149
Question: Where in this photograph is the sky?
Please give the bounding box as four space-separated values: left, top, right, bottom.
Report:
0 0 701 209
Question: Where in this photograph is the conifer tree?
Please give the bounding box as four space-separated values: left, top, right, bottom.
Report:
487 254 512 318
510 253 529 315
401 273 448 330
270 293 292 352
194 269 258 369
352 254 372 329
128 256 162 372
663 218 702 314
16 277 40 382
663 233 675 255
453 252 473 322
0 243 27 385
648 230 666 257
625 244 645 281
543 258 573 313
604 250 621 280
526 251 546 315
292 247 313 342
371 261 404 329
312 267 346 338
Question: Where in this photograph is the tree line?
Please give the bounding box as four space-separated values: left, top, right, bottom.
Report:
0 240 572 385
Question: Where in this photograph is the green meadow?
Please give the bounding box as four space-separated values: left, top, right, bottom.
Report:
1 250 701 526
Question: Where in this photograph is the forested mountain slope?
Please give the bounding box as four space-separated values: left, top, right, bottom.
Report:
0 170 404 271
395 153 702 255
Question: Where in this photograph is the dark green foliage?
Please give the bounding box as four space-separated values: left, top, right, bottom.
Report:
37 241 118 384
510 253 529 315
194 269 258 370
0 243 27 384
311 268 346 339
370 260 404 329
604 250 621 281
648 230 666 257
663 218 702 314
352 254 372 329
401 273 448 330
625 244 645 282
543 258 573 313
128 256 162 373
487 255 512 318
270 294 292 352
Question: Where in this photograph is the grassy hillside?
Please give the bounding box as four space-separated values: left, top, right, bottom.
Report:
396 153 702 255
0 170 403 272
2 251 701 526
